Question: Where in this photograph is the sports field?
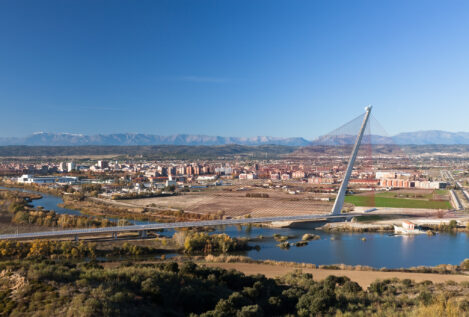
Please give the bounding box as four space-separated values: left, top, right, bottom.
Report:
344 193 452 209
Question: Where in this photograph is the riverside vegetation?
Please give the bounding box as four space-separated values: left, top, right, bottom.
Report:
180 232 253 254
0 182 223 228
0 240 162 260
275 233 320 249
0 189 120 229
0 231 252 261
15 181 226 223
0 189 253 256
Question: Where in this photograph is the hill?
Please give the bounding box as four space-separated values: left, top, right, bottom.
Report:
0 144 298 159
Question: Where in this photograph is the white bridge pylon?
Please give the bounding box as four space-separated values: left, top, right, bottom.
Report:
330 105 373 215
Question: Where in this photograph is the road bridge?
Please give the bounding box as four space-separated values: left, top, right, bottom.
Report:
0 213 360 241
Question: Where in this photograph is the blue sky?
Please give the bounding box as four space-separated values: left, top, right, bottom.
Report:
1 0 469 139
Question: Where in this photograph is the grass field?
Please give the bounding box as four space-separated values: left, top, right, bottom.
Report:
435 189 449 195
371 190 449 200
344 195 452 209
354 214 403 222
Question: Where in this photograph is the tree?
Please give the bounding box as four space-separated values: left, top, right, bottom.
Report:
236 305 263 317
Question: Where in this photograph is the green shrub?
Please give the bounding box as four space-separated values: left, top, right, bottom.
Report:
183 232 249 254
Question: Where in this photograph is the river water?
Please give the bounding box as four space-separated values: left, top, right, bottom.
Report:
2 186 469 268
215 225 469 269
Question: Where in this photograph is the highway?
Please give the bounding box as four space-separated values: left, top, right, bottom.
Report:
0 213 355 241
455 181 469 205
462 190 469 202
450 190 463 210
442 171 464 210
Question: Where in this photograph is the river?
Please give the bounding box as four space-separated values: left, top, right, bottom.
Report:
2 186 469 268
0 186 152 225
214 225 469 269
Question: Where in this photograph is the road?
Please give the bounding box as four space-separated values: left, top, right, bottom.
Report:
442 170 465 210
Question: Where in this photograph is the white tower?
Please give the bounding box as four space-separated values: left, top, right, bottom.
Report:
330 106 372 215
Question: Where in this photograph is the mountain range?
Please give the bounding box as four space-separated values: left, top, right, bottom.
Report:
1 130 469 146
0 133 311 146
312 131 469 145
392 131 469 145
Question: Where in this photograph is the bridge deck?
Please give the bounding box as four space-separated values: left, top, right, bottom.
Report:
0 213 356 240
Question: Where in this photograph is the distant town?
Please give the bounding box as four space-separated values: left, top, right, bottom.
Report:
7 157 449 193
1 144 467 213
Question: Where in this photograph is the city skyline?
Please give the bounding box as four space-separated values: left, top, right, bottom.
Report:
2 1 469 138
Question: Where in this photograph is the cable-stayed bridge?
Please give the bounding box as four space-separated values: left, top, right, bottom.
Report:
0 106 374 241
0 213 363 241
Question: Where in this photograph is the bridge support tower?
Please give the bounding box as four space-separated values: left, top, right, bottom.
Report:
330 106 372 215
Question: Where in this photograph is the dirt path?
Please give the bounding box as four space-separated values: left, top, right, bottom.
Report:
89 197 182 211
118 192 331 217
203 262 469 288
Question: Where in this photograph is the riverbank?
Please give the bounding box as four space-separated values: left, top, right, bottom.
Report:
101 254 469 288
203 262 469 288
320 222 394 232
0 186 125 230
0 188 42 201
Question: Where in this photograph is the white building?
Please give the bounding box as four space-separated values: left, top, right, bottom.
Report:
197 175 218 182
165 180 177 187
375 171 412 179
58 162 67 172
239 173 257 180
67 162 76 172
414 181 446 189
215 167 232 175
97 160 109 169
17 174 78 184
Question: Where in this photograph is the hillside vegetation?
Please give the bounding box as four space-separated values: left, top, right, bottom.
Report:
1 259 469 316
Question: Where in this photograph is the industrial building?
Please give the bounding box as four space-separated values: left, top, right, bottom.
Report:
17 174 78 184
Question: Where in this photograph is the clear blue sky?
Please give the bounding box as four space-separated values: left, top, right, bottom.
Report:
1 0 469 139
